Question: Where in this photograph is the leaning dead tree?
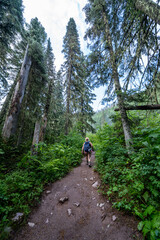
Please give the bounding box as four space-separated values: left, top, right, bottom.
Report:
2 44 32 139
115 104 160 111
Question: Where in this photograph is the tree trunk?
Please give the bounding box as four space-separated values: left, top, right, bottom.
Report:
65 65 72 135
31 121 40 155
102 9 133 150
39 115 47 142
135 0 160 25
65 86 70 135
39 78 53 141
115 104 160 111
0 76 17 127
80 97 87 137
2 44 32 139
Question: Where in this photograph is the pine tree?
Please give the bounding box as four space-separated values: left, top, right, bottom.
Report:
74 54 96 135
2 18 47 142
39 38 56 141
84 0 133 149
62 18 95 136
84 0 160 149
2 44 32 139
62 18 81 135
46 70 65 141
17 18 47 143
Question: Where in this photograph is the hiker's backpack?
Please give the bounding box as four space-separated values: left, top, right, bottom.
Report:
84 141 91 152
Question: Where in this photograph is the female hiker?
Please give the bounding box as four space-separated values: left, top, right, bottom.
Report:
82 137 93 167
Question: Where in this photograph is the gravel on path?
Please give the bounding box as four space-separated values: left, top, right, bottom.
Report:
12 152 142 240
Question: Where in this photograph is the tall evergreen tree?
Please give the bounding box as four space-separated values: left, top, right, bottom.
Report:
46 70 65 141
39 38 56 141
74 54 96 135
84 0 160 148
62 18 81 135
84 0 133 149
2 18 47 141
16 18 47 143
62 18 95 136
2 44 32 139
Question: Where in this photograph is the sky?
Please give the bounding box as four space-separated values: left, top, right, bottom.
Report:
23 0 105 112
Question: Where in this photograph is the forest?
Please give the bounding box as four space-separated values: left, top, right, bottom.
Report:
0 0 160 239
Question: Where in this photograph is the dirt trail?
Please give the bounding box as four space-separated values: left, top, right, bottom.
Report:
13 152 142 240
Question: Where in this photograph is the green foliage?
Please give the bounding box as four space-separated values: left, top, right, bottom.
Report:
60 131 84 149
93 112 160 239
62 18 81 134
92 107 114 130
19 140 82 182
62 18 95 135
0 136 32 174
28 17 47 45
14 18 48 144
0 0 24 95
0 170 43 224
45 70 65 142
0 132 82 239
137 207 160 240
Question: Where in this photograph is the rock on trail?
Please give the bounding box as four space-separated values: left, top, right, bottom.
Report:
13 152 142 240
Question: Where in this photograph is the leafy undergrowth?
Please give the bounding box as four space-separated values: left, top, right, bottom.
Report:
0 132 83 239
92 113 160 240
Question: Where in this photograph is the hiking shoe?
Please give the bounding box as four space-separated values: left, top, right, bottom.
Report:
89 164 91 168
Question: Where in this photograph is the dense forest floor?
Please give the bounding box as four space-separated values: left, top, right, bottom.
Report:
12 152 142 240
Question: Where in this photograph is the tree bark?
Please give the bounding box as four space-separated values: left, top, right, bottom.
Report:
65 64 72 135
2 44 32 139
80 96 85 136
31 121 40 155
102 9 133 150
115 104 160 111
135 0 160 25
39 115 47 142
0 76 17 126
39 78 53 141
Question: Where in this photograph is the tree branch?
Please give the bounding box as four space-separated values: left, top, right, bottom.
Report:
135 0 160 25
115 104 160 111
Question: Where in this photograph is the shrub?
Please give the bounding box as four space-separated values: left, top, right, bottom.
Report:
93 119 160 239
0 132 83 239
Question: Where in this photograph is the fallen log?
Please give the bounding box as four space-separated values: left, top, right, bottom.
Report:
114 104 160 111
